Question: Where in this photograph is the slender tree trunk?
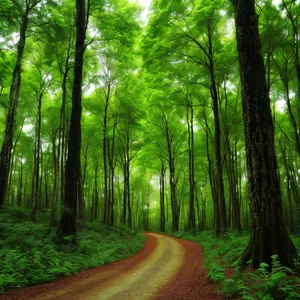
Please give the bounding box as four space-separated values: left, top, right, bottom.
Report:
91 160 98 221
59 72 68 208
165 120 179 232
127 146 132 228
207 28 227 233
0 12 29 209
159 161 166 232
78 143 88 220
234 0 298 268
32 92 43 221
44 156 49 209
17 156 23 207
122 160 127 225
187 105 196 233
203 111 220 235
283 1 300 136
103 86 111 225
108 117 117 226
210 76 227 234
51 129 58 227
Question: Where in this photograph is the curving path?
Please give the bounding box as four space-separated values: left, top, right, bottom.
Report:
0 233 225 300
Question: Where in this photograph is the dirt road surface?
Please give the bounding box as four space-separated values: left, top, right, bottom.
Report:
0 233 225 300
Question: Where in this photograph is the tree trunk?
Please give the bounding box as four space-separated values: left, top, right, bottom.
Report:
207 27 227 233
91 160 98 221
165 120 179 232
159 161 166 232
51 129 58 227
77 163 84 220
108 117 117 226
31 91 43 221
0 12 29 209
127 146 132 228
58 0 86 236
187 105 196 233
210 76 227 234
17 156 23 207
122 159 127 225
203 111 220 235
103 95 109 225
234 0 298 268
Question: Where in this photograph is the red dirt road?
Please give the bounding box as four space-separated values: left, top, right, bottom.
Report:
0 233 225 300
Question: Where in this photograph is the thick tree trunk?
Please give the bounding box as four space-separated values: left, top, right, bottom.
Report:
234 0 298 268
58 0 86 236
77 163 85 220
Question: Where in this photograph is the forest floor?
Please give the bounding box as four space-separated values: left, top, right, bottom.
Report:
0 233 226 300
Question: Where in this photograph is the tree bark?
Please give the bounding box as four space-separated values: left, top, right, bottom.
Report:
234 0 298 268
58 0 86 236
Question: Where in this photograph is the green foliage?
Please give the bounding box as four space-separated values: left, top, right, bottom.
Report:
0 208 146 294
221 248 300 299
222 277 251 298
172 231 300 299
222 255 300 299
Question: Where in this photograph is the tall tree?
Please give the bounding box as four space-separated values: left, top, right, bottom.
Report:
58 0 87 236
0 0 42 209
233 0 298 268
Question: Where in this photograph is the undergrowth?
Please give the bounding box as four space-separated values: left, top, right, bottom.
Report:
172 230 300 299
0 208 146 294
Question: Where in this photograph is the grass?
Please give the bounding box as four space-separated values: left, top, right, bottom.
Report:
171 230 300 299
0 207 146 294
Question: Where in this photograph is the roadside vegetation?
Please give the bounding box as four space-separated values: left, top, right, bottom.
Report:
0 208 146 294
173 231 300 299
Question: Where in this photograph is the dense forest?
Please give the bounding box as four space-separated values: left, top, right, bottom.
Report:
1 0 300 297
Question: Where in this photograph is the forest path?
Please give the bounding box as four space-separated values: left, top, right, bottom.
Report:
1 233 225 300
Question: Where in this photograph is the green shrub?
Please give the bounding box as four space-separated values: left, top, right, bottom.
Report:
0 208 146 294
171 231 300 300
